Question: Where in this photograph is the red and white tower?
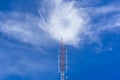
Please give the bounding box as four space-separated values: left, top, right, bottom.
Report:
58 38 68 80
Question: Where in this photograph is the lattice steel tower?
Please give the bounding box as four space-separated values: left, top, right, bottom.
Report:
58 38 68 80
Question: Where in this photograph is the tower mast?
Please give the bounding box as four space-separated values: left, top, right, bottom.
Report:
58 38 68 80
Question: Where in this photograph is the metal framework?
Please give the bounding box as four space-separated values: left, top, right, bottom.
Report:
58 38 68 80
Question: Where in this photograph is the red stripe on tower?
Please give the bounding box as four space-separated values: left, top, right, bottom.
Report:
58 38 68 80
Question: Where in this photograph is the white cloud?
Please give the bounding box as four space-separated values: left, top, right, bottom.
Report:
0 0 90 47
95 6 120 14
0 13 51 46
0 0 120 47
38 0 89 46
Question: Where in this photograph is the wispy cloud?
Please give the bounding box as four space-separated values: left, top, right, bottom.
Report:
0 0 90 47
0 12 51 46
93 5 120 14
0 48 54 79
38 0 90 46
0 0 120 47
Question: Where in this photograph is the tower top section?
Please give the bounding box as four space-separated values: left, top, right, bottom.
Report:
58 37 68 80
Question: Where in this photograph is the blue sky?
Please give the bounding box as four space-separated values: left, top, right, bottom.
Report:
0 0 120 80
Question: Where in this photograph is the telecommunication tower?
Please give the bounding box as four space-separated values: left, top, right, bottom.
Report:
58 38 68 80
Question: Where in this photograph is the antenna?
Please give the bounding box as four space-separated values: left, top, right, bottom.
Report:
58 37 68 80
